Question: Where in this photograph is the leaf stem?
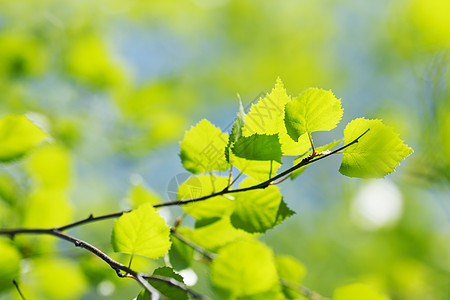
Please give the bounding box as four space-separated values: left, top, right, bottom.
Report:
13 280 26 300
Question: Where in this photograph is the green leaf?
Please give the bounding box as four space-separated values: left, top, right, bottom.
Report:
211 239 278 297
127 183 161 208
111 203 171 259
284 88 343 141
333 283 389 300
232 133 283 163
276 255 307 299
178 175 232 220
339 118 413 178
226 99 246 162
0 114 47 162
242 77 310 155
231 154 281 181
138 267 188 300
188 217 252 251
290 139 342 179
179 119 229 174
230 178 290 233
0 240 21 291
274 198 296 226
168 230 194 271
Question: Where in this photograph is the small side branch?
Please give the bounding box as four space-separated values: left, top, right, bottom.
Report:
280 279 330 300
171 228 216 261
13 280 26 300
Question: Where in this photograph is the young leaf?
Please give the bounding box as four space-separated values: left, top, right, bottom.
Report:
178 175 232 220
339 118 413 178
274 198 296 226
290 139 342 179
242 78 310 155
276 255 307 299
232 134 283 163
187 217 252 251
230 178 290 233
284 88 343 142
179 119 229 174
0 114 47 162
226 99 246 162
111 203 171 259
211 239 278 297
168 231 194 271
137 266 188 300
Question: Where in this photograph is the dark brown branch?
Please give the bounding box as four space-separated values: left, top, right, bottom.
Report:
0 228 206 299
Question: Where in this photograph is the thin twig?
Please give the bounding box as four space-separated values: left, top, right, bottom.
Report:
0 229 206 299
12 280 26 300
154 128 370 208
280 279 330 300
171 228 216 260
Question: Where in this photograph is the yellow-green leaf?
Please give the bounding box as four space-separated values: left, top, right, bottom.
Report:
179 119 229 174
178 175 232 220
284 88 343 141
111 203 171 259
339 118 413 178
211 239 278 297
0 115 47 162
242 78 310 155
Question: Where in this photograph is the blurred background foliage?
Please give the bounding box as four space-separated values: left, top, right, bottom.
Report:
0 0 448 299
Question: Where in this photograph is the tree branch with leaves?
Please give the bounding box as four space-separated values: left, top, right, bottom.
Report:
0 78 412 299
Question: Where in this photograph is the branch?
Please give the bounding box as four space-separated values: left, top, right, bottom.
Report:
171 228 216 261
280 279 330 300
0 228 206 299
155 128 370 207
0 129 370 236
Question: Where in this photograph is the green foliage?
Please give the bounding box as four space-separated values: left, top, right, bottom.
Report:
276 255 307 299
0 115 47 162
0 78 417 300
211 239 278 297
180 119 230 174
339 118 413 178
232 133 283 163
178 175 232 219
241 78 310 156
138 267 188 300
111 203 171 259
230 178 290 233
284 88 343 141
168 232 194 271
